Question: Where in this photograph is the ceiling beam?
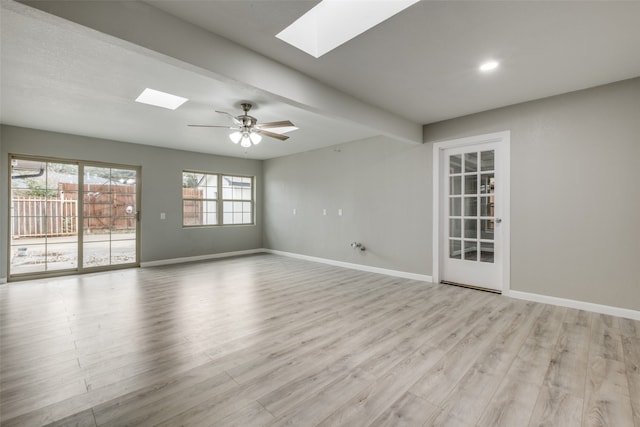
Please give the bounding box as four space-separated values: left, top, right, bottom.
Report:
18 0 422 143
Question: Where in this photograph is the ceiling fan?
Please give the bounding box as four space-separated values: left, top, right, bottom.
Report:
188 102 295 148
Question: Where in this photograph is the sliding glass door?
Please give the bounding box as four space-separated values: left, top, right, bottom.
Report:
10 159 79 275
83 165 138 269
9 156 140 279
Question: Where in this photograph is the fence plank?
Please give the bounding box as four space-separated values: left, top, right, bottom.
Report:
12 198 78 237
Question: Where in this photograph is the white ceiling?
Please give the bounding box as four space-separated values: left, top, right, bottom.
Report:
2 0 640 160
150 0 640 124
0 1 377 159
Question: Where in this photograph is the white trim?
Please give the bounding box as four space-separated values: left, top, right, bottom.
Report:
507 290 640 321
265 249 433 282
0 277 6 285
140 249 265 268
501 136 511 294
432 130 511 292
142 247 433 282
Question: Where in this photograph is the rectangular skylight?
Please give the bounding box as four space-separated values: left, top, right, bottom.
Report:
276 0 420 58
135 88 188 110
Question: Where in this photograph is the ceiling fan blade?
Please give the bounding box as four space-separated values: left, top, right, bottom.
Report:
256 129 289 141
188 124 235 128
215 110 241 124
257 120 295 129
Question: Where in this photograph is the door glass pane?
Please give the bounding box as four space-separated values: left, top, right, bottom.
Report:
464 219 477 239
449 240 461 259
481 150 494 171
480 196 493 217
10 159 79 276
449 219 461 238
84 241 110 267
84 165 137 269
449 154 462 174
112 168 137 188
46 243 77 270
111 238 136 265
464 240 478 261
465 152 477 172
450 176 461 195
480 174 494 194
464 197 477 217
481 242 494 263
449 198 461 216
464 175 478 195
480 219 494 240
10 242 46 274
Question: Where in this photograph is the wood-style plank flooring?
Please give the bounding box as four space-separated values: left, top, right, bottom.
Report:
1 254 638 426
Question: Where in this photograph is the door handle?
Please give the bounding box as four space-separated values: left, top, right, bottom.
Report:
495 218 502 224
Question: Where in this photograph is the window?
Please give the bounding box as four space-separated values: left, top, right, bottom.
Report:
222 175 254 225
182 171 254 226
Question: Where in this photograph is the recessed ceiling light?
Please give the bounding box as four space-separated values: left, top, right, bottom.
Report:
479 61 499 72
277 0 420 58
135 88 188 110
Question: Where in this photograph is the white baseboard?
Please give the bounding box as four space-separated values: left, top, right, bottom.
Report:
0 277 6 285
507 290 640 321
140 248 266 268
265 249 433 282
142 248 432 282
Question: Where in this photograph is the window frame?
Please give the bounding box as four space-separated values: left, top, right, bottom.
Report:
182 171 254 227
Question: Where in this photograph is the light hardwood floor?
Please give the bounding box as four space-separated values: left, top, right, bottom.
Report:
1 254 638 426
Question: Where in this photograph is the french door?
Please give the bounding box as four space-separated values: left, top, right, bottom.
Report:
433 132 510 293
9 156 140 279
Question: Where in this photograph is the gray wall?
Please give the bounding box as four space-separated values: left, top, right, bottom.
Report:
425 77 640 311
263 135 432 275
3 78 638 312
0 125 263 279
263 78 639 311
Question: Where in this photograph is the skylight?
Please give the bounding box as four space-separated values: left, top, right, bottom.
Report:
276 0 420 58
135 88 188 110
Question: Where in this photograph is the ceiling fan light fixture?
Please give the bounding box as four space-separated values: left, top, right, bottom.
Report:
250 132 262 145
479 60 499 72
191 102 293 149
229 131 242 144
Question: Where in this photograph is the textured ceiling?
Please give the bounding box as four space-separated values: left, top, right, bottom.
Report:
149 0 640 124
2 0 640 159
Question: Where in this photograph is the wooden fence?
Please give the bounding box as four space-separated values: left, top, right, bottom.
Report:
11 198 78 237
182 188 205 226
12 183 137 238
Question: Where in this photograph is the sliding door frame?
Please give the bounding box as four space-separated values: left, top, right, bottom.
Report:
7 154 141 281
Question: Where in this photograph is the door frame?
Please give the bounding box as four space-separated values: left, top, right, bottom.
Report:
432 131 511 293
7 154 141 281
